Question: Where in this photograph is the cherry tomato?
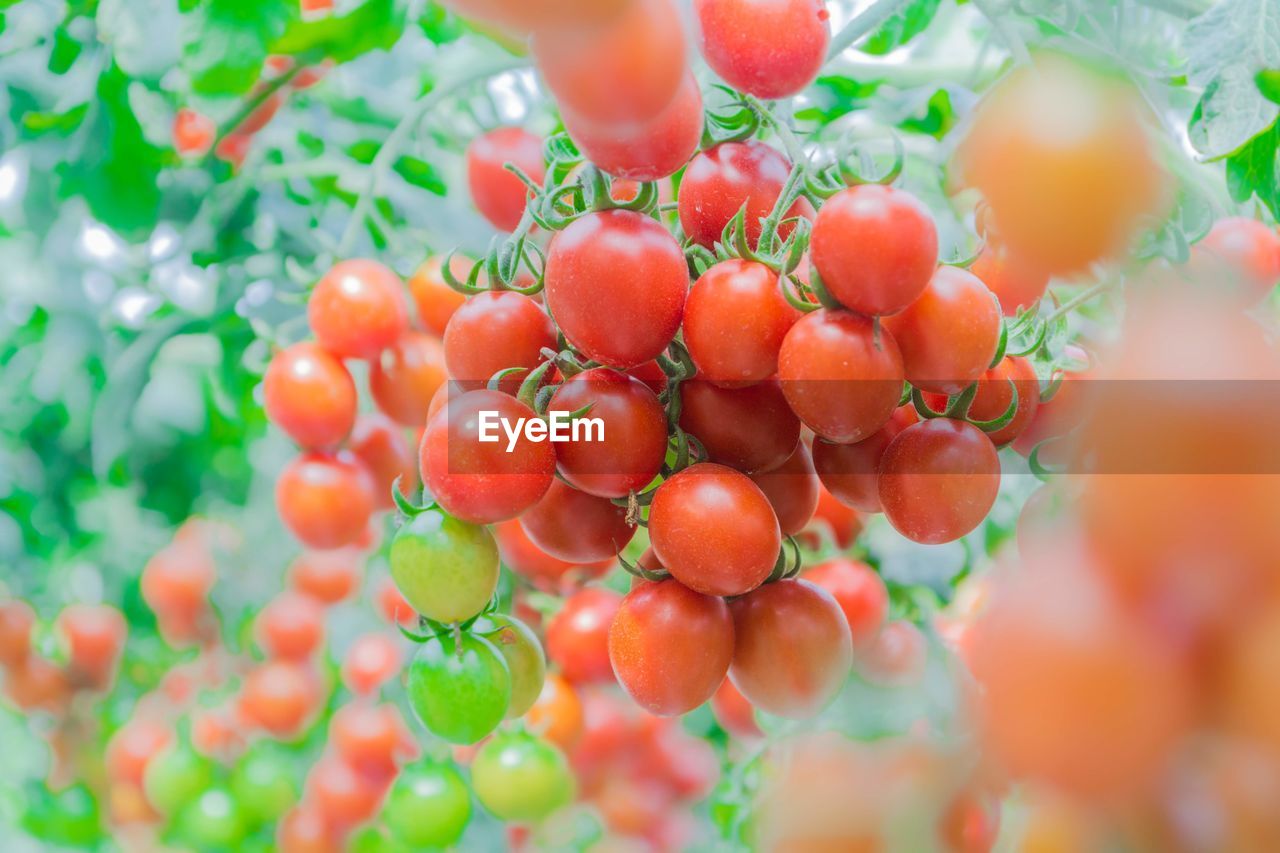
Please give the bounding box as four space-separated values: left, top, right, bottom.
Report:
341 633 402 696
878 419 1000 545
471 732 574 823
924 356 1039 447
239 660 321 739
683 260 802 386
547 367 669 497
143 744 214 817
237 87 282 136
883 266 1001 396
390 507 499 623
373 575 416 628
609 579 734 716
1194 216 1280 306
812 404 917 512
420 389 555 524
804 558 888 650
625 358 669 396
175 788 248 849
443 291 556 393
106 719 173 787
778 309 905 443
368 332 447 426
289 548 362 605
811 184 938 316
525 673 585 751
546 587 622 684
255 592 325 661
479 613 546 718
728 578 852 718
466 127 546 231
306 754 387 829
694 0 831 99
308 260 409 360
678 142 815 250
4 656 71 712
347 414 415 510
56 603 126 688
545 210 688 367
649 463 781 597
494 520 612 592
330 701 414 777
277 803 340 853
562 73 703 182
940 790 1002 853
406 630 511 744
970 242 1050 317
173 108 215 156
230 747 298 826
531 0 685 125
678 379 800 473
0 600 34 667
521 479 636 563
409 256 471 336
383 761 471 849
748 442 819 535
854 620 927 687
711 677 762 739
276 452 374 550
263 342 357 449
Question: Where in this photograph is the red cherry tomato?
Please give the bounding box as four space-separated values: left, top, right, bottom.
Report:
923 356 1039 447
624 359 669 397
711 677 762 739
276 452 374 550
883 266 1002 396
546 587 622 684
805 485 865 549
289 549 362 605
678 379 800 473
106 718 173 786
812 404 918 512
494 521 611 592
678 141 814 250
256 593 326 661
277 803 340 853
442 291 556 393
1194 216 1280 306
562 73 703 182
330 702 414 777
520 479 636 563
855 619 927 687
683 260 802 386
307 753 387 828
728 578 852 719
878 419 1000 545
649 463 781 597
308 260 409 360
466 127 546 232
373 576 417 628
347 414 415 511
420 390 555 524
342 633 402 696
609 579 734 716
56 604 126 689
546 367 669 498
748 442 819 535
811 185 938 316
694 0 831 99
804 558 888 650
0 600 35 668
263 342 357 450
408 256 471 337
545 210 688 367
173 108 215 156
778 309 905 443
531 0 686 125
1011 345 1091 457
970 242 1050 317
240 661 321 738
369 332 448 426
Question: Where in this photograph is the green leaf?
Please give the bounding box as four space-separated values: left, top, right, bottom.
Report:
182 0 291 96
347 140 381 164
22 103 90 135
49 25 83 74
897 88 955 139
420 1 463 44
1185 0 1280 158
863 0 941 56
794 75 882 125
393 155 447 195
1258 69 1280 104
1226 119 1280 219
272 0 406 63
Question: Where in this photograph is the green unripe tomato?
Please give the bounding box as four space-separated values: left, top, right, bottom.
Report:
143 743 215 817
22 783 101 846
175 787 247 849
471 732 574 823
384 760 471 848
390 509 500 623
478 613 547 718
349 826 412 853
229 747 298 826
406 630 510 744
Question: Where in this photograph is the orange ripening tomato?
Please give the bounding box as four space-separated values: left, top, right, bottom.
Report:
239 660 322 739
275 452 375 550
341 632 402 696
525 673 585 752
256 592 326 661
1191 216 1280 307
289 549 363 605
369 332 448 427
308 259 410 361
263 342 357 449
804 558 888 650
969 241 1050 317
347 414 415 512
173 108 216 156
56 603 127 688
0 600 35 668
106 718 173 786
694 0 831 100
408 256 471 337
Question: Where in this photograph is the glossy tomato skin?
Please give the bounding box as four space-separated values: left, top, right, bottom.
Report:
348 414 415 510
812 184 939 316
648 463 781 597
678 142 814 250
683 260 802 386
342 633 401 696
546 368 669 497
1195 216 1280 306
970 243 1050 317
878 419 1000 545
263 342 357 449
494 521 612 592
546 587 622 685
369 332 448 426
711 678 762 739
409 256 470 337
383 761 471 849
546 211 688 367
678 379 800 473
924 356 1040 447
748 442 819 535
728 579 852 719
804 558 888 650
390 509 499 623
471 732 574 823
308 260 409 360
520 479 636 563
465 127 546 232
524 673 585 751
609 579 734 716
812 404 917 512
239 660 322 739
255 593 325 661
778 309 905 443
406 631 511 745
276 452 374 550
884 266 1002 396
694 0 831 100
855 619 927 687
442 291 556 393
562 73 703 182
531 0 685 126
420 390 555 524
